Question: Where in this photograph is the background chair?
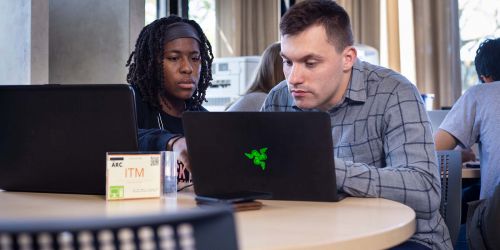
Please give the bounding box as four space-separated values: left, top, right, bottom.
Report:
0 206 238 250
437 150 462 247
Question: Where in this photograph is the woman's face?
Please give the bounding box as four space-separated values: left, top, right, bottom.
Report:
161 37 201 102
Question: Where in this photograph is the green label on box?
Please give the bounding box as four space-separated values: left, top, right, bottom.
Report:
109 186 124 199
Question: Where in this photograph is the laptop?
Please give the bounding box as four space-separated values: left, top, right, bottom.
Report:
0 84 138 195
427 109 481 161
427 110 449 135
183 112 343 202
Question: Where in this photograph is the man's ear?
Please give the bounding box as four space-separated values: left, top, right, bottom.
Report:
481 75 494 83
342 46 357 71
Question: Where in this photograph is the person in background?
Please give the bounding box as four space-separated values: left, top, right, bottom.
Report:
434 38 500 250
226 42 285 111
262 0 450 249
126 15 214 185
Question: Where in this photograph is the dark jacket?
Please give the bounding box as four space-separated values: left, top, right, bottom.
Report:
132 85 207 151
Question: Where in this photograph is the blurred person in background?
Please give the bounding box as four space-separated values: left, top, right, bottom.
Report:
226 42 284 111
434 37 500 250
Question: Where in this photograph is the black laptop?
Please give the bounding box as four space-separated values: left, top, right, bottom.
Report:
183 112 344 202
0 84 138 195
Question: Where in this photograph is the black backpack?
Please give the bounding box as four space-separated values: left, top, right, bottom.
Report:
466 184 500 250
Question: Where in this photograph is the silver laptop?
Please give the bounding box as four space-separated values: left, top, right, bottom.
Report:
428 110 449 135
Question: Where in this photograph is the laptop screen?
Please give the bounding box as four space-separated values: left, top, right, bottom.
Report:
427 110 449 135
0 84 138 194
183 112 342 202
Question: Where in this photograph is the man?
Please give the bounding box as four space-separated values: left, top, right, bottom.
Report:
262 1 451 249
435 38 500 200
435 38 500 250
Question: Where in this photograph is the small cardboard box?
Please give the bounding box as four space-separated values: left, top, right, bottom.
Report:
106 152 163 200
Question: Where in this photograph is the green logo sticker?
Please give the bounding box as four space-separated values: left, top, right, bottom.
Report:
244 147 268 170
109 186 124 198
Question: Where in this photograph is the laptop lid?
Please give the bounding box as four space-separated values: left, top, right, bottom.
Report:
183 112 341 202
427 110 449 136
0 84 138 195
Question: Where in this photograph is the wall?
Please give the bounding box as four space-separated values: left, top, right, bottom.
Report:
0 0 144 85
0 1 31 84
49 0 144 84
31 0 49 84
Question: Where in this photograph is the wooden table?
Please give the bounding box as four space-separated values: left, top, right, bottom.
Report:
0 190 416 250
462 162 481 179
462 167 480 179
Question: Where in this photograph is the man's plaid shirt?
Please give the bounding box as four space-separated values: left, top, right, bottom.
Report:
262 59 452 250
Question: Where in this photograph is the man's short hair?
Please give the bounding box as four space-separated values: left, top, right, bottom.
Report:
280 0 354 52
475 38 500 82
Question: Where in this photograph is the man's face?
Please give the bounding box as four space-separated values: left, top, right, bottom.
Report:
161 37 201 101
281 24 355 111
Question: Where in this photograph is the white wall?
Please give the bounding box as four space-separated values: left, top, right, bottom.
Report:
49 0 144 84
0 0 31 85
0 0 144 85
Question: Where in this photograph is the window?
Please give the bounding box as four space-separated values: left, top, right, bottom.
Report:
144 0 216 54
145 0 157 25
458 0 500 91
188 0 216 56
377 0 416 85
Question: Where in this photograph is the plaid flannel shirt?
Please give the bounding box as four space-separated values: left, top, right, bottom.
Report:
262 59 452 250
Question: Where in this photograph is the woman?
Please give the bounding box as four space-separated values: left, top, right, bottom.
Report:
126 15 213 184
227 42 284 111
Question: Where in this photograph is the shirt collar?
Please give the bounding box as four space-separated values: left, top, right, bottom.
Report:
344 59 367 104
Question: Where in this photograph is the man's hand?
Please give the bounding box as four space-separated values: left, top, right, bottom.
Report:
461 148 477 163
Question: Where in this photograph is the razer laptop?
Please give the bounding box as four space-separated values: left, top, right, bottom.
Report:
183 112 344 202
0 84 138 194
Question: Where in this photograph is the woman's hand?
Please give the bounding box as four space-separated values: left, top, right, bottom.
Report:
172 137 191 172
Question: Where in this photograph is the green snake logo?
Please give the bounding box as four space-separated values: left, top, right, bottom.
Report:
244 147 268 170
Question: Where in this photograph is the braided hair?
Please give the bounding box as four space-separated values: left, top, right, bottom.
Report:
126 15 213 110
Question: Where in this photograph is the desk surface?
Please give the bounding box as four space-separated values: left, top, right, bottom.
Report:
0 191 416 250
462 161 481 179
462 167 481 178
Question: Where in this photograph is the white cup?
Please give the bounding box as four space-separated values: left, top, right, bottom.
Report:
421 93 434 111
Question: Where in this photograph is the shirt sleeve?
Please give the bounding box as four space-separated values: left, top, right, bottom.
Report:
439 88 479 148
261 81 296 112
335 84 441 219
137 128 179 151
228 93 268 112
